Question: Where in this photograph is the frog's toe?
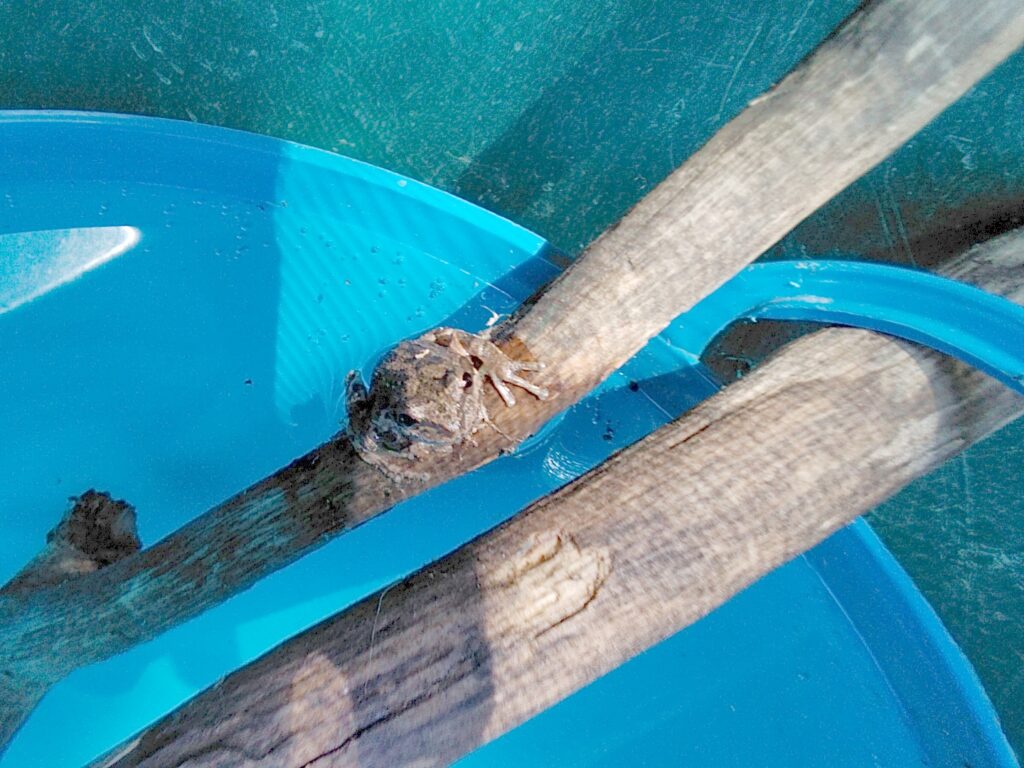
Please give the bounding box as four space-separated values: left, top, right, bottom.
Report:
485 350 548 404
489 375 517 407
511 359 544 372
483 359 548 405
434 326 548 406
502 371 549 401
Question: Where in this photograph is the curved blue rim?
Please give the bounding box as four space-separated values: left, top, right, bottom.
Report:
5 112 1020 398
674 258 1024 395
0 110 1017 766
0 109 549 258
809 520 1019 767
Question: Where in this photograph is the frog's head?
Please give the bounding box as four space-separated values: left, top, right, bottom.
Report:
347 337 476 461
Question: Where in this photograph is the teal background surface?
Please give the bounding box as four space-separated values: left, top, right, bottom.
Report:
1 0 1021 758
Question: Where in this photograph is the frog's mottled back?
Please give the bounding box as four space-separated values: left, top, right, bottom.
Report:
346 327 547 481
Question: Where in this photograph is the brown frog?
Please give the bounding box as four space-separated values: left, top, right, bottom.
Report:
346 327 548 480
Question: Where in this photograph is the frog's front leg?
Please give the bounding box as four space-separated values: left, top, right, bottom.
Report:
428 327 549 407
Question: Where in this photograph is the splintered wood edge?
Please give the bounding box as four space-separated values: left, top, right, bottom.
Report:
0 491 139 596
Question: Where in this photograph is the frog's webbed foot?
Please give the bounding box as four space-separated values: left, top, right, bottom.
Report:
429 327 549 407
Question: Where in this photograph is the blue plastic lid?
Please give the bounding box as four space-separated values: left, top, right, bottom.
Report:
0 112 1015 767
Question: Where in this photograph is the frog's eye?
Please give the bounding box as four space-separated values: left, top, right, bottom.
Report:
378 427 411 452
397 413 418 427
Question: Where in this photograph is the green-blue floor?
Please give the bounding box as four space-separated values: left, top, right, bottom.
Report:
1 0 1021 757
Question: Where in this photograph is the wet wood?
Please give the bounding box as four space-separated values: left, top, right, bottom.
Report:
94 232 1024 767
3 0 1024 750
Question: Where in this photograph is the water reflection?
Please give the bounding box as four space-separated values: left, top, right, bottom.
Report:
269 152 551 436
0 226 140 314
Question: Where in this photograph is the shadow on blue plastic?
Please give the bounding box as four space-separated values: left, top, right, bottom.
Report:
671 259 1024 394
0 111 1017 768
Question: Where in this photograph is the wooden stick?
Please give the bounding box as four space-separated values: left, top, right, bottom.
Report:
3 0 1024 748
507 0 1024 387
93 230 1024 767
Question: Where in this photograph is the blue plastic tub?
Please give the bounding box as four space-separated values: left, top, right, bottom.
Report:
0 112 1016 766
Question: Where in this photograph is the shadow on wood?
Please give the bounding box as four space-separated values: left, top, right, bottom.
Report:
4 0 1024 752
94 230 1024 766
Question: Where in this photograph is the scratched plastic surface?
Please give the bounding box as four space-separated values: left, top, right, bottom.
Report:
0 114 1015 766
4 2 1024 754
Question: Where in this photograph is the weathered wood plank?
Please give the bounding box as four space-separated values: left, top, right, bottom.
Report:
3 0 1024 749
95 230 1024 767
507 0 1024 386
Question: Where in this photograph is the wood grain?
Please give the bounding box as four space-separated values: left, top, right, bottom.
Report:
3 0 1023 750
95 229 1024 767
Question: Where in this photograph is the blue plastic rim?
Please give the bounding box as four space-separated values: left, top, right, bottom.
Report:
676 258 1024 395
0 111 1017 767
